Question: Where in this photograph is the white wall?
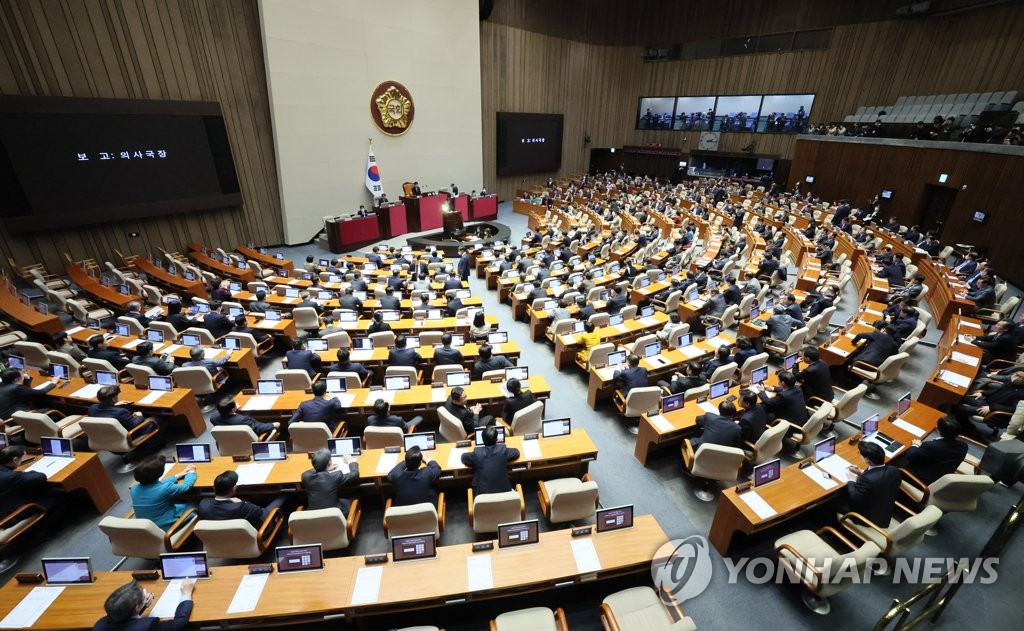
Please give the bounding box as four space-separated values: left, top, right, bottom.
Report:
259 0 484 242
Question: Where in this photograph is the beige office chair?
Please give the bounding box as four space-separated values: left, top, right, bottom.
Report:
467 485 525 534
624 334 659 355
538 475 599 524
899 471 995 516
148 321 179 341
653 290 682 314
322 331 351 349
79 416 161 473
683 383 710 401
547 318 576 343
171 366 221 410
775 527 882 614
437 406 469 442
600 586 697 631
0 326 27 351
12 410 84 445
849 352 910 399
576 342 614 372
12 341 50 371
382 496 446 539
67 298 114 325
289 422 337 453
292 307 321 333
613 386 662 435
194 513 284 559
418 331 443 346
775 402 833 456
620 305 638 321
288 505 360 551
681 439 746 501
0 503 49 574
325 371 363 390
45 351 82 378
124 363 157 385
509 401 544 435
211 425 275 457
115 316 146 338
814 383 866 426
707 361 738 385
98 512 198 559
225 332 274 356
431 364 465 384
839 505 943 558
764 326 808 359
363 426 404 449
385 365 421 385
180 327 216 346
369 331 396 348
705 304 738 331
737 353 769 384
743 421 789 466
490 607 568 631
276 369 314 391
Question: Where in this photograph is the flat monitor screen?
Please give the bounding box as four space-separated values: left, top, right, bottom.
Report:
861 413 880 436
228 307 244 319
751 366 769 385
426 309 443 320
881 189 893 200
897 392 912 416
328 437 361 457
445 372 471 387
275 544 324 573
705 324 720 339
764 298 774 310
41 437 73 458
676 333 693 348
391 532 437 562
6 355 24 370
688 289 699 303
496 112 564 176
323 378 346 393
257 379 284 395
638 277 650 288
753 459 782 488
252 441 287 461
146 329 164 343
353 338 373 350
750 306 760 320
41 558 93 585
148 376 173 392
662 393 685 413
50 363 69 380
488 332 508 345
643 342 660 359
180 333 201 347
114 323 130 337
317 291 333 300
175 443 211 464
381 310 400 322
475 425 506 444
195 303 211 314
403 432 436 452
306 338 328 352
229 281 242 292
0 433 7 449
596 505 634 533
606 351 626 367
385 376 411 391
284 287 299 298
641 305 655 318
184 270 196 281
222 336 241 350
264 309 281 321
405 337 421 349
497 520 540 548
608 314 624 326
160 552 210 580
784 353 798 371
814 436 836 462
505 366 529 381
455 289 472 300
338 311 358 322
541 418 571 438
572 321 586 333
709 379 729 399
450 334 465 347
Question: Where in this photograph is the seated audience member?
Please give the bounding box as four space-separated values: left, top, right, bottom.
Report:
901 416 969 485
0 446 61 524
284 338 320 378
691 400 742 449
87 334 130 370
658 361 707 395
606 286 628 315
93 578 195 631
328 349 370 384
444 386 495 434
738 389 768 443
501 378 536 423
197 470 291 527
301 448 359 514
764 305 797 341
950 371 1024 437
123 301 152 327
367 399 421 432
367 311 392 334
249 290 271 313
130 341 176 376
972 320 1017 365
130 455 196 530
288 380 343 430
843 441 902 526
433 333 464 366
613 354 650 396
469 311 492 342
795 346 833 404
657 313 686 344
732 336 757 369
472 344 514 378
758 371 809 427
387 446 442 506
232 314 270 344
202 302 234 338
87 385 154 431
182 345 228 375
0 368 56 418
211 398 279 436
52 331 86 363
387 335 422 367
700 346 732 381
461 425 520 495
163 300 196 333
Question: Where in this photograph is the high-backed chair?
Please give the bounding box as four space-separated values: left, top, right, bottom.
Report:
292 307 321 333
180 327 216 346
66 298 113 325
899 470 995 516
775 402 833 456
613 386 662 434
707 361 738 385
624 334 659 355
382 496 446 539
849 352 910 399
818 383 867 426
225 332 274 357
124 363 157 385
0 503 49 574
363 426 404 449
509 401 544 435
705 305 738 331
12 410 84 445
116 316 146 338
211 425 277 457
839 505 943 558
79 416 161 473
577 342 614 372
775 527 882 614
764 326 808 360
12 341 50 371
418 331 443 346
385 365 421 385
326 371 363 390
431 364 465 384
600 586 698 631
98 512 198 559
537 475 598 524
288 505 360 552
489 607 568 631
438 406 470 442
289 422 339 453
171 366 222 410
737 353 769 384
681 439 746 501
45 351 82 378
148 321 178 342
743 421 789 466
322 331 351 349
276 369 314 391
194 512 284 559
467 485 525 534
369 331 396 348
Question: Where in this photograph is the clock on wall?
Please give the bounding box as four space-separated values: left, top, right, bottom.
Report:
698 132 720 151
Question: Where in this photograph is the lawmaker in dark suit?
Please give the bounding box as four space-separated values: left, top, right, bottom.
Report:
0 369 56 418
759 371 809 426
328 349 370 384
433 333 464 366
288 381 343 430
901 417 969 485
472 345 514 379
87 385 151 430
0 446 56 520
284 339 319 378
87 335 130 370
93 579 194 631
457 247 471 280
130 342 175 376
123 301 152 328
795 347 833 404
606 288 628 315
301 448 359 514
197 470 289 528
738 391 768 443
387 447 442 506
461 426 520 495
691 400 742 449
202 304 233 339
951 371 1024 434
163 301 195 333
613 354 649 395
444 386 493 433
210 399 279 436
844 441 903 526
367 399 421 431
388 336 422 367
972 320 1017 365
849 323 899 369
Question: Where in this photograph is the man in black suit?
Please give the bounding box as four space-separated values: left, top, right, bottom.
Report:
722 276 741 306
202 302 233 339
501 378 536 423
412 181 422 196
328 349 370 384
123 301 152 328
738 390 768 443
232 314 269 344
756 254 779 279
337 287 363 311
284 338 320 378
130 342 175 376
700 346 732 381
966 277 996 311
783 294 804 324
182 345 228 376
433 333 464 366
613 354 649 396
951 371 1024 435
0 446 59 528
249 291 271 314
197 470 290 528
830 200 851 226
472 345 514 379
295 291 324 315
93 578 195 631
576 295 597 321
210 399 279 436
691 400 742 449
87 385 152 431
87 334 130 370
288 380 343 430
367 399 421 431
461 425 520 495
848 321 899 369
843 441 902 526
445 294 464 318
378 286 401 310
387 447 442 506
349 271 369 293
457 247 471 281
388 336 422 367
301 448 359 514
972 320 1017 365
901 417 969 485
163 301 195 333
606 286 628 315
759 371 809 426
657 361 706 395
795 346 833 405
444 386 494 433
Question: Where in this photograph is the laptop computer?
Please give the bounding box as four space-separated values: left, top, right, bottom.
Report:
605 350 626 368
222 336 242 350
323 377 347 393
50 363 70 381
751 365 769 386
643 342 661 359
505 366 529 382
146 329 164 343
705 324 720 339
488 332 508 345
6 355 24 370
180 333 201 347
813 436 836 462
784 353 798 371
114 322 131 337
306 338 328 352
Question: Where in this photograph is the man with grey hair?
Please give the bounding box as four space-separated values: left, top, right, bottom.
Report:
123 301 152 328
182 346 228 375
94 577 194 630
300 448 359 514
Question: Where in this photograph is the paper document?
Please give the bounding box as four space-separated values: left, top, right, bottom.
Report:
149 580 184 619
65 326 85 335
203 348 226 360
242 395 279 411
892 418 926 437
137 391 166 405
350 566 384 605
122 339 143 349
802 465 840 490
329 393 355 408
706 336 730 348
447 448 466 468
831 347 850 357
0 586 65 629
570 538 602 573
161 462 175 480
956 335 973 345
163 344 182 355
737 490 777 519
350 350 375 362
690 299 706 309
71 384 103 399
649 414 674 432
431 388 448 403
698 401 719 414
25 456 75 478
938 370 971 389
950 351 980 367
612 324 629 333
226 573 269 614
467 554 494 591
522 440 542 459
234 463 274 486
373 390 396 404
639 316 659 326
816 455 855 481
562 334 578 345
375 452 400 474
680 345 704 359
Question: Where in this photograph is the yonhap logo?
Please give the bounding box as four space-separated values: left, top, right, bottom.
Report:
651 536 714 603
